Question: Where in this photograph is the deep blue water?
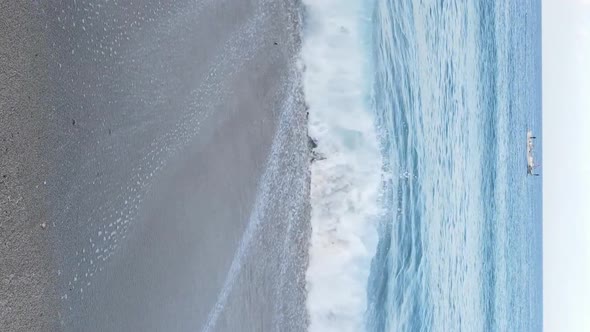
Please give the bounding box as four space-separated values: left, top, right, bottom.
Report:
366 0 543 330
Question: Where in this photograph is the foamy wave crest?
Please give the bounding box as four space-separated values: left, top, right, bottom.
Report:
301 1 382 331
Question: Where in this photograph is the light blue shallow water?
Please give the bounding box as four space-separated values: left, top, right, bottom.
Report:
366 0 543 331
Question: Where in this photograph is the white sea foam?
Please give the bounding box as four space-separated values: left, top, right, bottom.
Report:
301 1 382 331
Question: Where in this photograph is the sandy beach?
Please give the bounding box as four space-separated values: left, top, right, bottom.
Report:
1 1 58 331
1 0 309 331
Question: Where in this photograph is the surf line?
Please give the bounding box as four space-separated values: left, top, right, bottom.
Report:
200 91 299 332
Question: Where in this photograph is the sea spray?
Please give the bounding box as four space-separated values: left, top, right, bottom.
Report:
301 0 383 331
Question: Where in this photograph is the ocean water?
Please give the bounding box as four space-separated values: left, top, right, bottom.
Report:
302 0 542 331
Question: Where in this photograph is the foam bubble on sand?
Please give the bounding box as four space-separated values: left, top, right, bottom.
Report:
301 0 382 331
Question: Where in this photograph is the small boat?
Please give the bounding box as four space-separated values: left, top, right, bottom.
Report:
527 130 540 176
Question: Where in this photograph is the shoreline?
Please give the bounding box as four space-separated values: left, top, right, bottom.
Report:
1 0 309 330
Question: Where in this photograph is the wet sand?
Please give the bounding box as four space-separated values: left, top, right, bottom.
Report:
1 0 309 331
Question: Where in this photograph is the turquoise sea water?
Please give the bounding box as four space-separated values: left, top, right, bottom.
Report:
302 0 542 330
366 0 543 331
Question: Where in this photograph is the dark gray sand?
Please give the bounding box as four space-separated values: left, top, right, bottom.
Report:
1 0 309 331
1 1 58 331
